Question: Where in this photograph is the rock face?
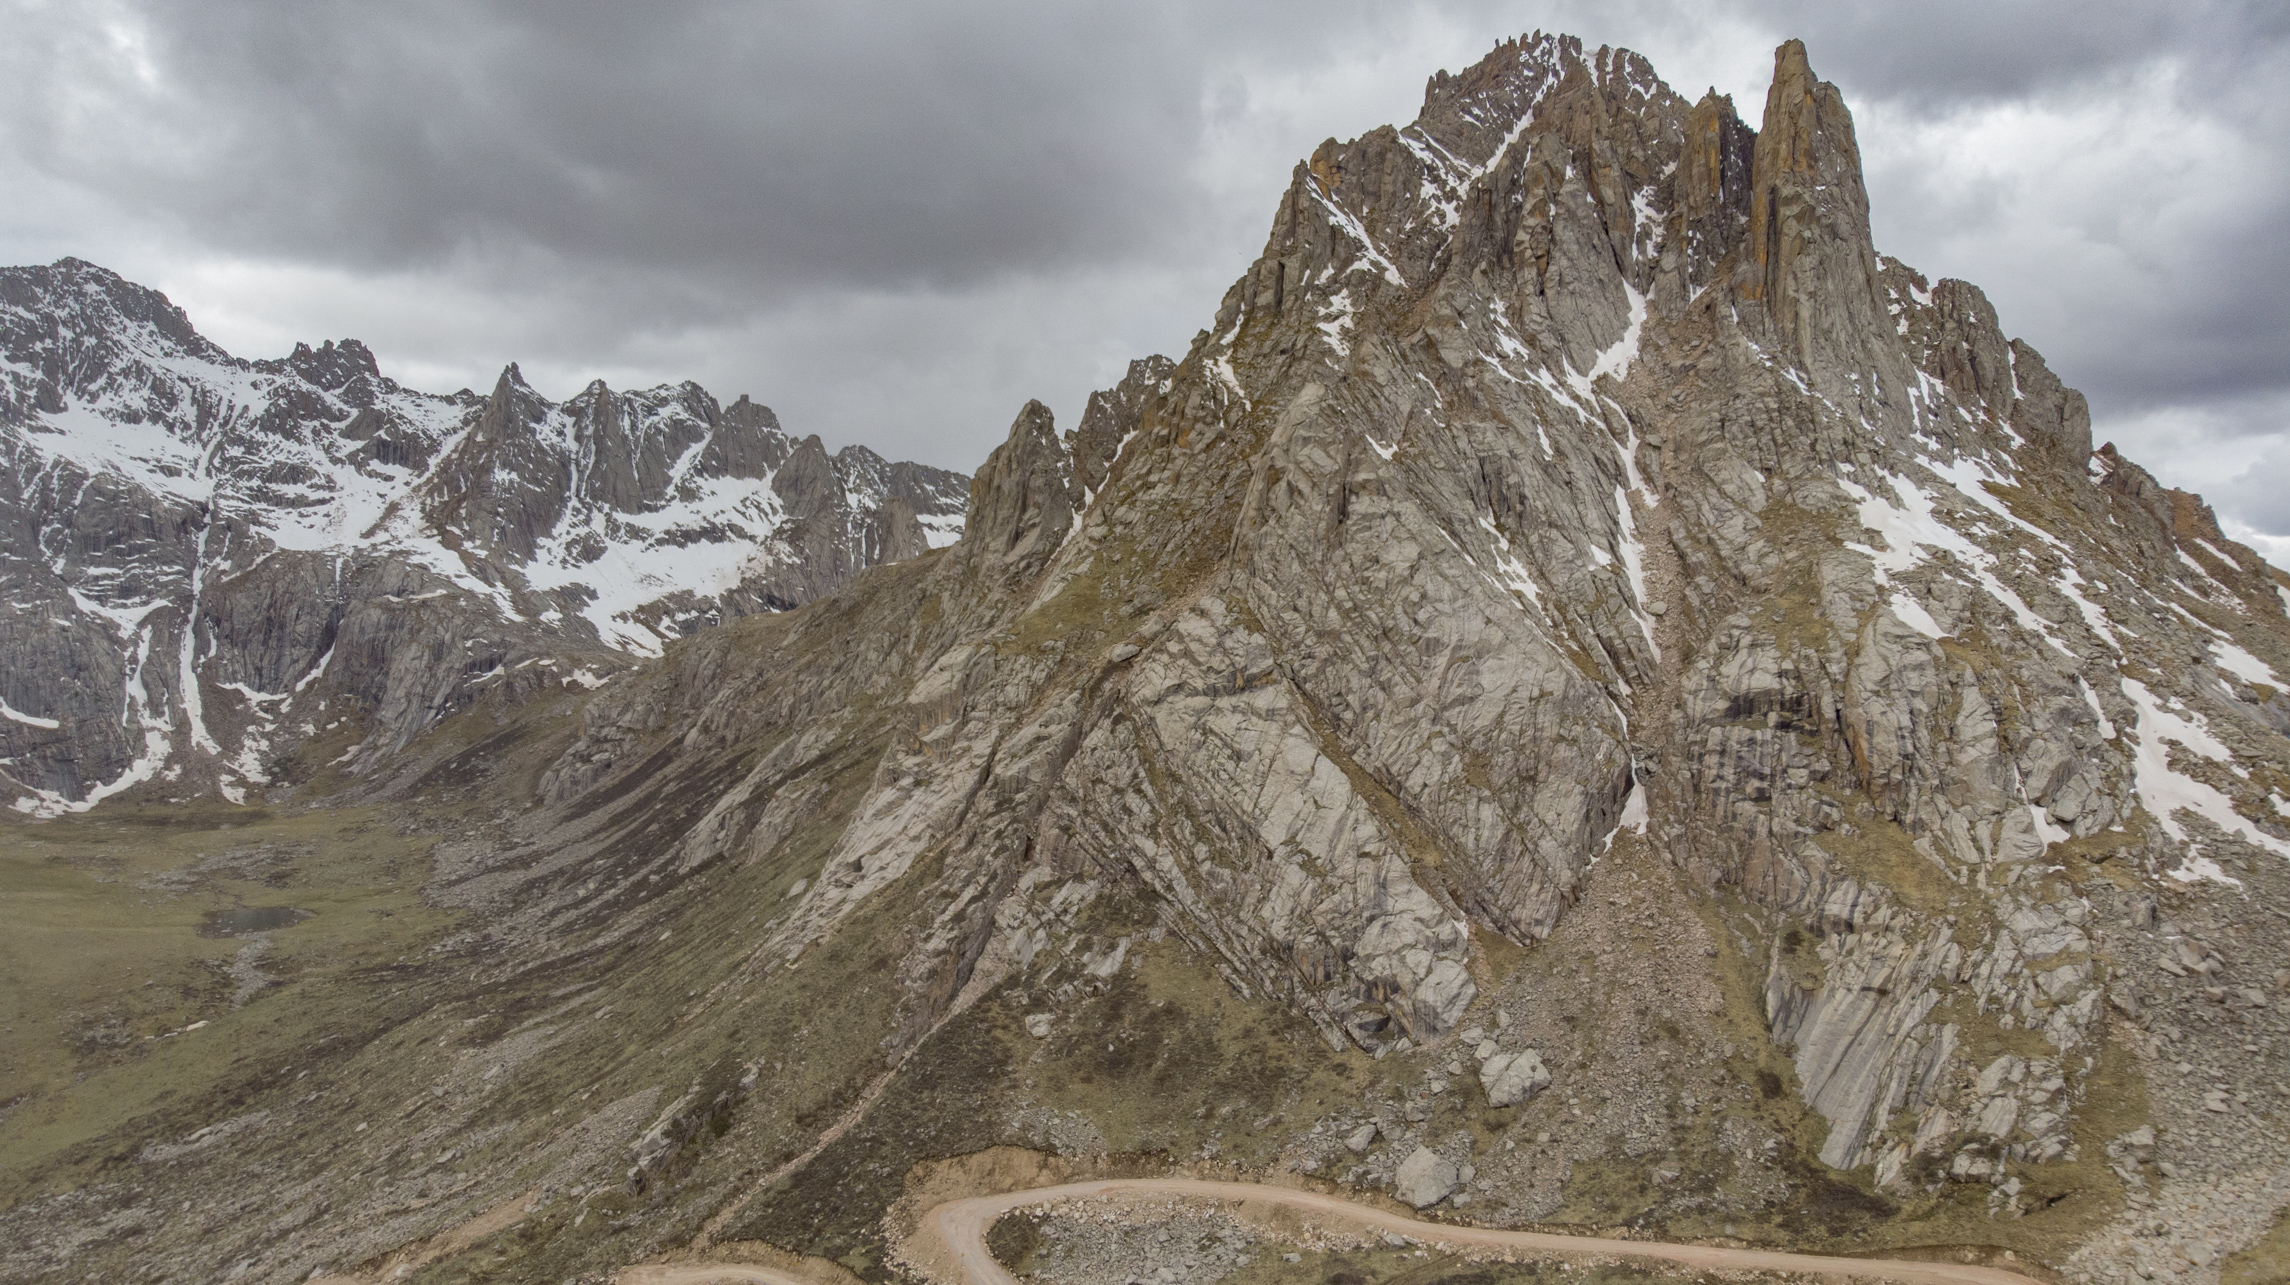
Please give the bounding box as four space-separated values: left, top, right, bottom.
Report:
525 30 2290 1204
0 260 966 809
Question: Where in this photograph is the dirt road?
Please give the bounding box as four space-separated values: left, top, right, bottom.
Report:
932 1179 2050 1285
621 1176 2052 1285
616 1267 812 1285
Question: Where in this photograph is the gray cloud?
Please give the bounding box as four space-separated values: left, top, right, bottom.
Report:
8 3 1207 293
2 0 2284 546
1743 0 2289 106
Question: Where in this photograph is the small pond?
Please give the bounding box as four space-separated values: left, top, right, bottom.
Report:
200 905 313 937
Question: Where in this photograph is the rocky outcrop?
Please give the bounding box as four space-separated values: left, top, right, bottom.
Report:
0 259 967 809
1764 911 1962 1170
1068 356 1173 500
527 32 2290 1212
942 400 1078 592
1742 40 1891 388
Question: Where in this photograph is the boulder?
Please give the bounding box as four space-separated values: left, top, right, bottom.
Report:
2118 1125 2157 1164
1479 1050 1551 1107
1392 1147 1459 1208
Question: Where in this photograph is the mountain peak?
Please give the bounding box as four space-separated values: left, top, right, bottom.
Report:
949 398 1072 589
283 337 381 389
0 260 971 809
1743 39 1883 371
3 256 222 363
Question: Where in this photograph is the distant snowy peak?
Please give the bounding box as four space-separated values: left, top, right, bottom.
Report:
398 360 967 650
0 257 969 811
2 259 967 650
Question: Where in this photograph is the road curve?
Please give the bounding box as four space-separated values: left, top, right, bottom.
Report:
927 1178 2051 1285
616 1268 806 1285
618 1176 2051 1285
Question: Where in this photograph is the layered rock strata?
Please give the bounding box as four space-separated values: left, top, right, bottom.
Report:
508 34 2290 1210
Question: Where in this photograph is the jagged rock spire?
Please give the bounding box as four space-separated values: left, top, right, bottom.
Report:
949 399 1076 589
1743 40 1889 382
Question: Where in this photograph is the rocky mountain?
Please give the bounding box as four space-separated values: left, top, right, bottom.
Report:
0 259 967 812
4 32 2288 1285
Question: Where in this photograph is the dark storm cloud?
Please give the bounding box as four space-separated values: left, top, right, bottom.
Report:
14 5 1128 299
1729 0 2290 424
1 0 2284 543
1736 0 2290 106
3 1 1398 305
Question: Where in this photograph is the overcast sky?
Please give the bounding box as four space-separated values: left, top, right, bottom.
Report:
4 1 2285 557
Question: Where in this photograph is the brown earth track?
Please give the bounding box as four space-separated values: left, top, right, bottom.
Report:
619 1176 2053 1285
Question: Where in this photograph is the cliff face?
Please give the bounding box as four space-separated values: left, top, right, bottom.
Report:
522 27 2287 1231
0 262 967 809
4 33 2287 1285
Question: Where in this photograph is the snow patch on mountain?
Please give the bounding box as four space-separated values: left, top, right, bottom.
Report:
0 259 970 809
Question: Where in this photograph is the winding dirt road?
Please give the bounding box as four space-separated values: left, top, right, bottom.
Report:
619 1176 2051 1285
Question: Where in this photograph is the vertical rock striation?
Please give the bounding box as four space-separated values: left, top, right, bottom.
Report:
538 32 2290 1207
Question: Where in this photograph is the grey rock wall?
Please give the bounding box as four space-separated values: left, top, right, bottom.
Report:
532 35 2290 1233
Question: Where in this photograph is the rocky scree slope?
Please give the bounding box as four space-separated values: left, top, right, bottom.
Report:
5 32 2290 1285
0 260 966 812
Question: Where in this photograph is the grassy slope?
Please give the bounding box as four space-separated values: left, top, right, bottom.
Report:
0 800 460 1201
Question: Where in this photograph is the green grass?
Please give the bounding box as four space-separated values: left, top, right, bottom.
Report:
717 878 1375 1281
2224 1202 2290 1285
0 800 458 1193
1018 935 1371 1164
